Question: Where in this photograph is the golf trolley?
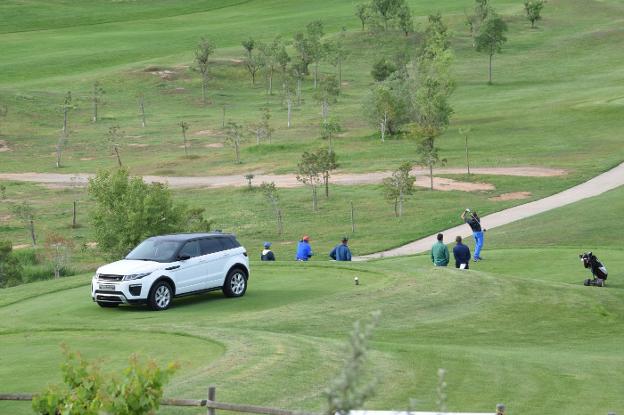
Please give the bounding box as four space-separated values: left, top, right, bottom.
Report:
580 252 608 287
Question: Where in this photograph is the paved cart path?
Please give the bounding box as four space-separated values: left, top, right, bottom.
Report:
357 162 624 260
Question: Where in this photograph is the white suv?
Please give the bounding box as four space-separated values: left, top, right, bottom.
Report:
91 233 250 311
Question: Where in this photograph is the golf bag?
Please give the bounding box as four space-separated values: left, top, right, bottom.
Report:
580 252 608 287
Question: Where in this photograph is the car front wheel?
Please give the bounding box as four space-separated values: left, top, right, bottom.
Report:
223 268 247 298
148 280 173 311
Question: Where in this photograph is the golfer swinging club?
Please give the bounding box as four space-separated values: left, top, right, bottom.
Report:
461 208 485 262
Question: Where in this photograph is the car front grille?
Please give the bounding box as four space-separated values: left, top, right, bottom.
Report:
99 274 123 281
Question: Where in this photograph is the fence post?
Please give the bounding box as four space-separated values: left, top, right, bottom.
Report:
208 385 216 415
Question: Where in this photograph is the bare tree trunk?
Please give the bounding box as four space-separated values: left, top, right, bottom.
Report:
202 76 207 104
287 98 292 128
183 131 188 157
114 146 122 167
322 100 329 122
394 199 398 217
465 134 470 175
338 59 342 88
381 111 388 143
312 184 318 211
92 99 98 123
29 219 36 247
72 200 77 228
222 105 226 128
488 53 493 84
275 205 283 236
235 140 240 164
324 173 329 198
314 62 319 88
429 163 434 190
399 190 404 218
268 69 273 95
55 137 64 168
296 79 302 105
139 96 146 127
350 201 355 233
62 108 68 137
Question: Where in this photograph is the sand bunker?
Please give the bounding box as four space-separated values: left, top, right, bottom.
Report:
489 191 532 201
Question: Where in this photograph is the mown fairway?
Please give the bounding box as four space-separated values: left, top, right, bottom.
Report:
1 187 624 414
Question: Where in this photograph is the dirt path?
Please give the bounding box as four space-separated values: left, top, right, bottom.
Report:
357 162 624 260
0 166 566 192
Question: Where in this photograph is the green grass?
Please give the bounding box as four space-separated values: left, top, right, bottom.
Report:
2 187 624 414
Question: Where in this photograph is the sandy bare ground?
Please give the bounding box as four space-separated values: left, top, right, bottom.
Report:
0 166 565 192
357 161 624 260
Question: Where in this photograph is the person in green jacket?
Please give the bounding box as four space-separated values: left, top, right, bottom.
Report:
431 233 450 266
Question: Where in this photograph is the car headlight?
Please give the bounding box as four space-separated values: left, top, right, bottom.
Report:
122 272 151 281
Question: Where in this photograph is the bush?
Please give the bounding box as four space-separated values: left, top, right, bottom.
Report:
0 240 23 288
32 347 177 415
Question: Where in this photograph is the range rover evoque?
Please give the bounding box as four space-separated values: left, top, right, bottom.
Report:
91 233 250 311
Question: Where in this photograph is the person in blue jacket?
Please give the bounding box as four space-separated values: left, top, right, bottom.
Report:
452 235 471 269
330 237 352 261
295 235 313 261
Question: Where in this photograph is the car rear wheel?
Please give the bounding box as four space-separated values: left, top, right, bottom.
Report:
223 268 247 298
148 281 173 311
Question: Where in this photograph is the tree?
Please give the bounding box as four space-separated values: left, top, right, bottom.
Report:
397 4 413 36
242 38 264 86
324 28 349 88
107 125 124 167
296 151 322 211
44 232 74 279
325 312 380 415
249 107 273 144
363 75 413 141
195 37 216 104
524 0 545 28
91 81 105 123
314 75 340 122
371 58 397 82
355 3 370 31
474 14 508 84
282 73 296 128
0 240 23 288
259 36 286 95
224 121 246 164
459 127 472 175
60 91 74 138
293 32 313 76
11 202 37 247
88 168 205 259
316 148 338 198
138 93 147 127
320 118 342 153
260 182 283 236
369 0 406 31
244 173 255 189
466 0 492 42
178 121 190 157
383 162 415 217
307 20 325 88
416 137 446 190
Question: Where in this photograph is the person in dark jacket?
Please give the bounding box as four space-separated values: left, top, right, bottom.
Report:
295 235 313 261
453 236 471 269
330 237 352 261
261 242 275 261
461 208 485 261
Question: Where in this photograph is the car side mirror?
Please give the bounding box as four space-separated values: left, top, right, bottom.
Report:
177 254 191 261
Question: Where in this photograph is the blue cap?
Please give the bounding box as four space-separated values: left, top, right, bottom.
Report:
263 242 272 248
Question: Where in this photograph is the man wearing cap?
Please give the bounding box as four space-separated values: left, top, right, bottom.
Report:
330 237 352 261
295 235 313 261
261 242 275 261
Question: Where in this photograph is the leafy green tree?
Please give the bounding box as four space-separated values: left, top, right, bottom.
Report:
355 3 370 31
178 121 190 157
369 0 406 31
107 125 124 167
0 240 23 288
320 118 342 153
296 151 322 211
224 121 246 164
91 81 104 123
11 201 37 247
293 32 313 76
316 148 338 198
324 28 349 88
466 0 493 42
60 91 74 138
325 311 380 415
474 14 508 84
307 20 325 88
524 0 545 28
44 232 74 279
242 38 264 86
363 75 413 141
88 168 190 259
371 57 397 82
33 347 177 415
314 75 340 121
259 36 286 95
416 137 447 190
260 182 283 236
194 37 216 104
397 4 413 36
383 162 415 217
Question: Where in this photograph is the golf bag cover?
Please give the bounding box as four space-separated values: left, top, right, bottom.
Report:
581 252 608 280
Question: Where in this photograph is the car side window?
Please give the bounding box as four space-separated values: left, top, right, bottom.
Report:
200 238 222 255
218 237 235 250
179 240 201 258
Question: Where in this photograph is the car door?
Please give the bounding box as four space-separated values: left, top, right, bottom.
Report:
173 240 204 294
199 237 230 288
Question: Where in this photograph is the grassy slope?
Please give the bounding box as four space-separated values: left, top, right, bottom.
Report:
1 188 624 414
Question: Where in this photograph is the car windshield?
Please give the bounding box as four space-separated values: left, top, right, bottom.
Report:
125 239 183 262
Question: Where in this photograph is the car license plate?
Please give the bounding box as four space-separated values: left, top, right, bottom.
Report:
99 283 115 291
